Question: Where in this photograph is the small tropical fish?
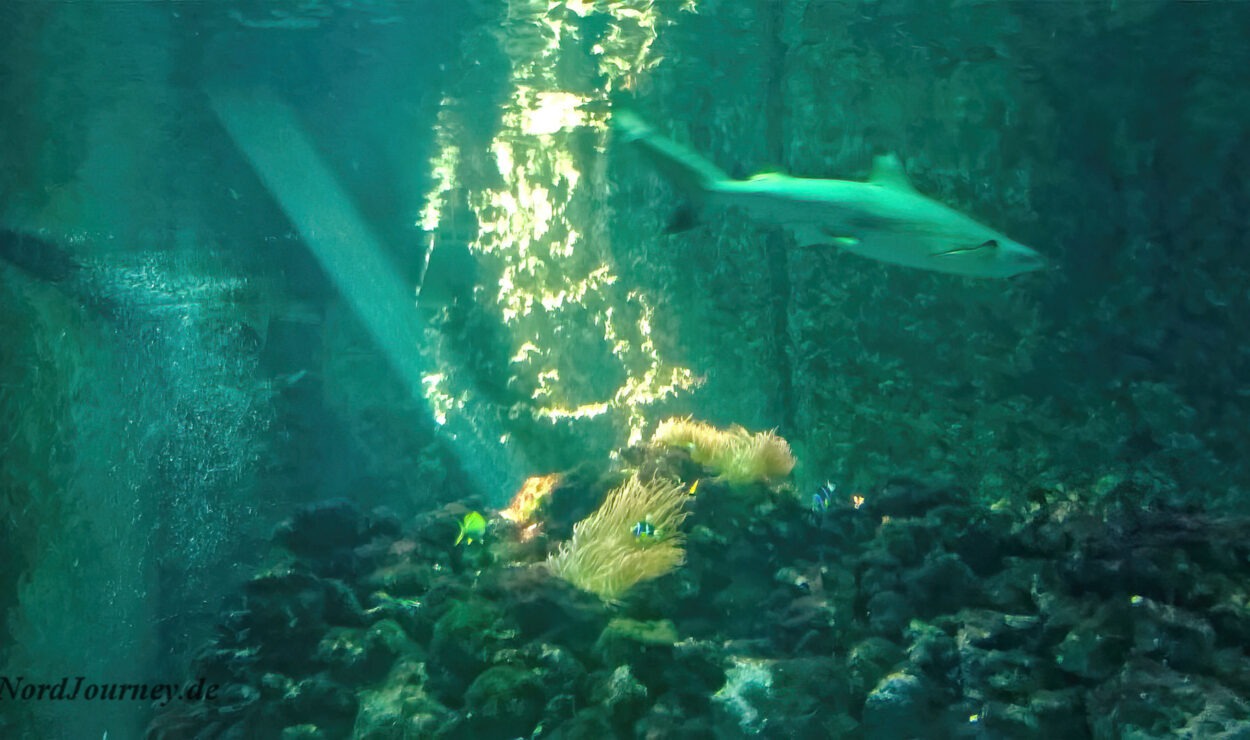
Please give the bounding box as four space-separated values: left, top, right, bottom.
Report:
631 520 657 541
812 481 836 514
456 511 486 546
689 479 700 495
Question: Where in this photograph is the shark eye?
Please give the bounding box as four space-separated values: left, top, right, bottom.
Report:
981 239 999 249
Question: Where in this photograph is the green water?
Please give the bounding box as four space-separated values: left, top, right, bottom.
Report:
2 2 1248 738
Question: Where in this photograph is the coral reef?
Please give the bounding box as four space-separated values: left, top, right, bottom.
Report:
651 417 795 485
147 453 1250 739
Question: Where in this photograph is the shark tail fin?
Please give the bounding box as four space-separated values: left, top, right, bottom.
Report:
612 110 730 195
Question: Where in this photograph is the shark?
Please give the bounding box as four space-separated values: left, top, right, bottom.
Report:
613 111 1047 278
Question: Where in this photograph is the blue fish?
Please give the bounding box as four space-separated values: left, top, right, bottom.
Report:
631 520 657 540
812 481 836 514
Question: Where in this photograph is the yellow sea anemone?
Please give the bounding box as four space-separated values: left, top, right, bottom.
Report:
547 474 690 602
651 417 795 485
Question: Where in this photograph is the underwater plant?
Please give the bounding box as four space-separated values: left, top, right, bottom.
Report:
651 417 796 485
546 474 690 602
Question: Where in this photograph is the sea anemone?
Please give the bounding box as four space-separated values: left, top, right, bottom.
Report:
651 417 795 485
546 474 690 602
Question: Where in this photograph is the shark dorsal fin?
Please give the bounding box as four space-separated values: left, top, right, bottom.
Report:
869 154 917 193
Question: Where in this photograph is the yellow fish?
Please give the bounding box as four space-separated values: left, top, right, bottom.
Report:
456 511 486 546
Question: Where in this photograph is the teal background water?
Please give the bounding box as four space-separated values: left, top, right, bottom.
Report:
2 2 1248 737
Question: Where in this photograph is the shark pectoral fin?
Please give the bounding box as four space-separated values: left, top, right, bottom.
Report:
793 225 860 248
869 154 919 194
820 225 860 248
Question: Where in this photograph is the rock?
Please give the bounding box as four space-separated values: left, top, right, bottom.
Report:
483 564 606 646
362 590 434 645
462 665 545 739
193 645 258 690
314 619 417 685
1089 659 1250 738
531 465 610 541
545 709 614 739
593 618 679 668
520 641 586 701
983 557 1052 613
906 552 981 617
959 646 1042 699
904 621 959 680
953 609 1042 652
240 569 333 667
1053 604 1131 682
638 695 717 739
367 619 421 662
589 664 649 726
365 506 403 540
425 599 513 702
872 518 933 566
364 561 434 597
1130 597 1215 673
866 480 964 519
237 568 368 676
768 564 840 653
866 590 914 636
862 671 937 739
280 725 326 740
666 639 726 706
259 672 295 702
1023 689 1087 738
846 637 906 697
763 657 858 738
282 673 358 737
1209 592 1250 650
948 511 1014 576
214 681 261 716
323 578 368 628
710 657 773 736
352 664 451 740
145 448 1250 740
273 499 381 577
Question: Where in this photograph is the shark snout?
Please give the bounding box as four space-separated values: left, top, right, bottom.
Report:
1001 241 1050 277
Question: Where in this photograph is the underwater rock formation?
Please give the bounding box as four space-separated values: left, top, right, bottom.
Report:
148 450 1250 739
